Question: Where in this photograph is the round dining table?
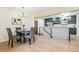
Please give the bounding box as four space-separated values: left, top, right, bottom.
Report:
16 30 30 43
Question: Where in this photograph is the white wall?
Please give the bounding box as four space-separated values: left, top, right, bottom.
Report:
38 18 44 27
76 14 79 36
0 8 34 42
23 16 34 30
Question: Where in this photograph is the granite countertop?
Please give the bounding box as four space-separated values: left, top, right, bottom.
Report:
43 25 76 28
43 26 70 28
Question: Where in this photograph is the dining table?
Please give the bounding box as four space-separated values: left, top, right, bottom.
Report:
16 30 30 43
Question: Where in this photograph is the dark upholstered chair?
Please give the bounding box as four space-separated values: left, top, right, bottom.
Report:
6 28 21 47
24 27 35 45
16 27 22 36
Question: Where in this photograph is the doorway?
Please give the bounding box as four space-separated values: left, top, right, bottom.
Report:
34 21 38 34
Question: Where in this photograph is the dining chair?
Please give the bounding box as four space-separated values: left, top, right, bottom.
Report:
24 27 35 45
6 28 21 47
16 27 22 35
16 27 22 31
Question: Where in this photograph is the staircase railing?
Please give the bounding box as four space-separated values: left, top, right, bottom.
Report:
43 27 53 38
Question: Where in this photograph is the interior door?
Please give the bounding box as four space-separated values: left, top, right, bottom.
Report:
34 21 38 34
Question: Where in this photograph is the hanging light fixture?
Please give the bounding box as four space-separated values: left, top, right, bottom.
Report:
21 7 25 31
22 7 24 17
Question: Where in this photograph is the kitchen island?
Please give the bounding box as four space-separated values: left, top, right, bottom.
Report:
40 26 69 40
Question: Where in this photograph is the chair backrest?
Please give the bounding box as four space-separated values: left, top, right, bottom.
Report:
30 27 35 37
16 27 22 31
6 28 13 40
16 27 22 36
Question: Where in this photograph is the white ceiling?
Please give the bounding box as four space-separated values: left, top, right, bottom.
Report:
7 7 53 15
7 7 79 18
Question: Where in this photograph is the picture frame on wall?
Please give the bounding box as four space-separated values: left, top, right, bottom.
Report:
11 17 22 25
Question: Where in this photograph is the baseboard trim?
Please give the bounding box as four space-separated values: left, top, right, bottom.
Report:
0 39 8 43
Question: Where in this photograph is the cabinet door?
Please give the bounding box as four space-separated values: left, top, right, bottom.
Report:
44 18 53 26
69 28 76 35
53 17 60 24
68 15 76 24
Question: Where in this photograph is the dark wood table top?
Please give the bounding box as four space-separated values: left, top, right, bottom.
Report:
16 30 30 36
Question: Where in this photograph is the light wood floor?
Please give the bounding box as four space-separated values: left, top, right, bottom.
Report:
0 35 79 52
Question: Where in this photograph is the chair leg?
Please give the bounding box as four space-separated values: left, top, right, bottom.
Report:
24 37 26 43
19 37 22 43
16 38 19 42
8 39 10 46
33 36 35 43
29 39 31 45
11 40 13 47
